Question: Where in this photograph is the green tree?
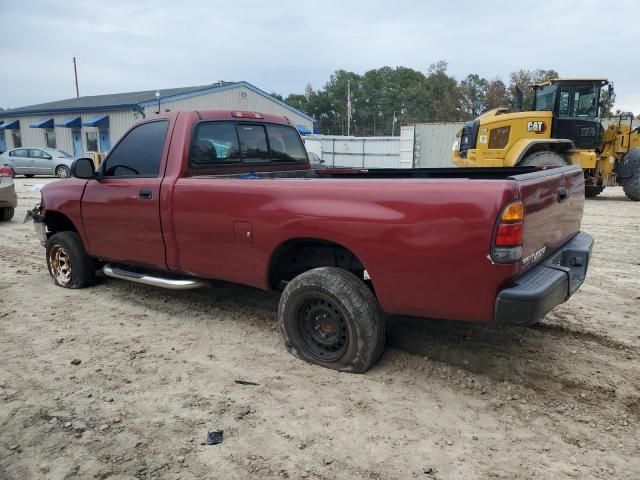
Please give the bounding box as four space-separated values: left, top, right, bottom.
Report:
508 68 559 110
459 74 488 118
485 78 510 110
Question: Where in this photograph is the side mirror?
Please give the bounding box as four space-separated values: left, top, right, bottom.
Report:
71 158 96 179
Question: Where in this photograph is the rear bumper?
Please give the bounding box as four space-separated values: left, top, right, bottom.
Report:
0 185 17 208
495 232 594 326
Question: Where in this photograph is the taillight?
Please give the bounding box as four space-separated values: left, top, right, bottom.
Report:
0 166 12 177
492 201 524 263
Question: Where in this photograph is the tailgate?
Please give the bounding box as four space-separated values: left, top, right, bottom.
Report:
513 166 585 271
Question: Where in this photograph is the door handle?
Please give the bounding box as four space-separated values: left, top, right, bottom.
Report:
138 188 153 200
558 187 569 203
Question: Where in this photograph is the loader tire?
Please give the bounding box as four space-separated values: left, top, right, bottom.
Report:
622 161 640 201
519 151 568 168
46 231 96 288
278 267 385 373
585 185 604 198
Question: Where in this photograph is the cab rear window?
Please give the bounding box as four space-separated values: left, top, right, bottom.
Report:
190 121 307 167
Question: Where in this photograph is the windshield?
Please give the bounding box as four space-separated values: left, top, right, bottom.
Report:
533 85 557 111
55 149 71 157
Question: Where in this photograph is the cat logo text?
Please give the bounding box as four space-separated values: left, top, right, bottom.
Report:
527 121 547 134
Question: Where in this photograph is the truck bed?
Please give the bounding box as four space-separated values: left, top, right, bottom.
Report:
193 166 540 181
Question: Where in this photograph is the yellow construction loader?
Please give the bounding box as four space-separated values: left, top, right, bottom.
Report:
452 78 640 199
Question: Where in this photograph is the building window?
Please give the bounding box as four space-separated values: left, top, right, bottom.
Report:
45 128 56 148
11 130 22 148
86 131 98 151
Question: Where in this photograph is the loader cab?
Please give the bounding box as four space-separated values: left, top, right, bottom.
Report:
531 78 609 149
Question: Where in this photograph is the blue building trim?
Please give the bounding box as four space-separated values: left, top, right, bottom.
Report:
0 119 20 129
0 104 140 117
55 117 82 128
83 115 110 128
29 118 54 128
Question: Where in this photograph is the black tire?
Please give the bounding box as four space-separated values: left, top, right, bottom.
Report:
46 231 96 288
24 174 35 178
55 165 70 178
278 267 385 373
585 185 604 198
622 159 640 201
0 207 14 221
519 151 568 168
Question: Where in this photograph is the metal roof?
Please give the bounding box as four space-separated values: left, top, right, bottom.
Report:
0 81 315 122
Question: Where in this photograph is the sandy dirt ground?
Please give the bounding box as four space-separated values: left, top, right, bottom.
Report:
0 177 638 480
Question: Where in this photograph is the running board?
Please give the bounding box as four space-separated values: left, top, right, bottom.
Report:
102 264 207 290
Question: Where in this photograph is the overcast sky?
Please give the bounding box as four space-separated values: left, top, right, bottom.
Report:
1 0 638 114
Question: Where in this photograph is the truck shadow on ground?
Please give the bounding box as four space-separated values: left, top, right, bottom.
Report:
384 313 637 410
105 278 635 409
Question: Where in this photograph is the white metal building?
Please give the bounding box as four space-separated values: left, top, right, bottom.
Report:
0 81 315 156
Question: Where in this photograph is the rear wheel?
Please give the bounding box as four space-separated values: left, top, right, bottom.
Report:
519 151 568 168
622 160 640 201
55 165 70 178
46 232 96 288
278 267 385 373
0 207 14 221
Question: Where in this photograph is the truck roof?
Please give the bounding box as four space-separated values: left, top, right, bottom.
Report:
150 110 293 126
531 77 609 87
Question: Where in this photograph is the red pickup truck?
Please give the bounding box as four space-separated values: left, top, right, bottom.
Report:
29 110 593 373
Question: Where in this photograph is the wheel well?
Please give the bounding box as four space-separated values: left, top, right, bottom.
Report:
268 238 367 290
517 142 573 164
45 211 78 236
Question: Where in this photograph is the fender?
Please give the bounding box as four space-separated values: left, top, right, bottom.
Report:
506 139 575 166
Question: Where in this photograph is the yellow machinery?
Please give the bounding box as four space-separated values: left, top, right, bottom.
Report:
452 78 640 200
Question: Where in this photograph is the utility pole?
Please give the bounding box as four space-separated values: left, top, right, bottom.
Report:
72 57 80 98
347 80 351 136
391 110 397 136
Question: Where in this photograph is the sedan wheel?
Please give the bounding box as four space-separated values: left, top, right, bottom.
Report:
55 165 71 178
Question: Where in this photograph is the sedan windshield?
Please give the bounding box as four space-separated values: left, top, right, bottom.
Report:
56 149 71 157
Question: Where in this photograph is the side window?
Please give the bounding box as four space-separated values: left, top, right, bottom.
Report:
191 122 241 166
30 149 50 159
12 149 28 157
103 121 168 177
266 124 307 162
236 124 269 162
558 87 571 117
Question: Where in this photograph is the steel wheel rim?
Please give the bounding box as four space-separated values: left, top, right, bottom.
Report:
48 245 72 285
297 297 348 361
56 167 69 178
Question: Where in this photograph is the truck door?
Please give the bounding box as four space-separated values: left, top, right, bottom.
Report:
80 120 170 268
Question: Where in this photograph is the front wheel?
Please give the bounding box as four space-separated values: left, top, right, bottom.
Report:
46 231 96 288
278 267 385 373
519 151 568 168
0 207 14 221
55 165 71 178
